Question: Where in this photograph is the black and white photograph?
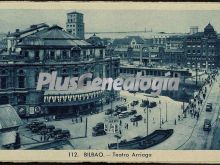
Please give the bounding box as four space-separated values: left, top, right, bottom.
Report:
0 3 220 156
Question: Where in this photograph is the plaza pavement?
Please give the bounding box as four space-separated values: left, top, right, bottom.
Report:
18 73 216 150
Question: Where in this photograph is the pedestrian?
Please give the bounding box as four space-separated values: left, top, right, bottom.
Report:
178 115 180 121
133 122 135 126
174 119 177 125
76 118 78 123
40 136 43 142
127 123 129 129
144 118 146 123
136 121 138 127
120 120 122 126
119 130 122 134
72 118 74 123
80 116 83 123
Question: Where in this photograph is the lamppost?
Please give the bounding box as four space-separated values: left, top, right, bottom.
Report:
114 134 121 150
165 101 168 122
159 100 162 129
145 105 149 136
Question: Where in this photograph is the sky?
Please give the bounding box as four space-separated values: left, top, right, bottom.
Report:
0 9 220 34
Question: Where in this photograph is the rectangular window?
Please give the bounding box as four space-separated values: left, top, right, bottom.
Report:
0 77 7 89
18 76 25 88
83 50 86 59
100 50 103 57
24 51 29 58
35 50 40 61
62 50 67 59
50 51 55 60
17 95 26 105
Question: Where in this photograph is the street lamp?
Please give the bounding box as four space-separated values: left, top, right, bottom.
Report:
145 106 149 136
114 134 121 150
165 101 168 122
159 100 162 129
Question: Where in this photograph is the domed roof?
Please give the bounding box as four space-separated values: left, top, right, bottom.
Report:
204 23 216 36
205 23 214 31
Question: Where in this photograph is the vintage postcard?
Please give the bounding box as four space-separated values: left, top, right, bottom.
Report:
0 1 220 163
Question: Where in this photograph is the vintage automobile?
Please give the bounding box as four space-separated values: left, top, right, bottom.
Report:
148 101 157 108
92 123 107 137
93 122 105 132
27 120 44 129
206 103 213 112
140 100 149 107
130 100 139 106
130 115 143 122
31 123 46 133
128 110 137 115
203 119 211 131
115 105 127 112
119 111 130 118
92 129 107 137
55 130 71 140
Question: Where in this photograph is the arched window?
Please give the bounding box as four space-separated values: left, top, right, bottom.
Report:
0 96 9 105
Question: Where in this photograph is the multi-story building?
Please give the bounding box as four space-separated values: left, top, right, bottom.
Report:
163 35 186 66
184 23 219 69
0 24 120 118
66 11 84 39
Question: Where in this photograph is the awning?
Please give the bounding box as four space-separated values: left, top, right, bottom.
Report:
43 88 103 103
44 86 100 96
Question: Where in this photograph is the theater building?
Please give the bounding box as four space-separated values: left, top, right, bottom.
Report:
0 24 120 117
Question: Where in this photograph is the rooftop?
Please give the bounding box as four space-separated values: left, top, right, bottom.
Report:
0 104 22 131
18 25 92 48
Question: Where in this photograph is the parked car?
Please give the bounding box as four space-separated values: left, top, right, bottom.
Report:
116 105 127 112
92 122 106 137
203 119 211 131
48 128 63 137
130 115 143 122
46 125 55 132
28 121 44 129
140 100 149 107
93 122 105 132
92 130 107 136
113 111 120 116
55 130 71 140
206 103 213 112
128 110 137 115
148 101 157 108
130 100 139 106
31 123 46 133
105 109 114 115
119 111 130 118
